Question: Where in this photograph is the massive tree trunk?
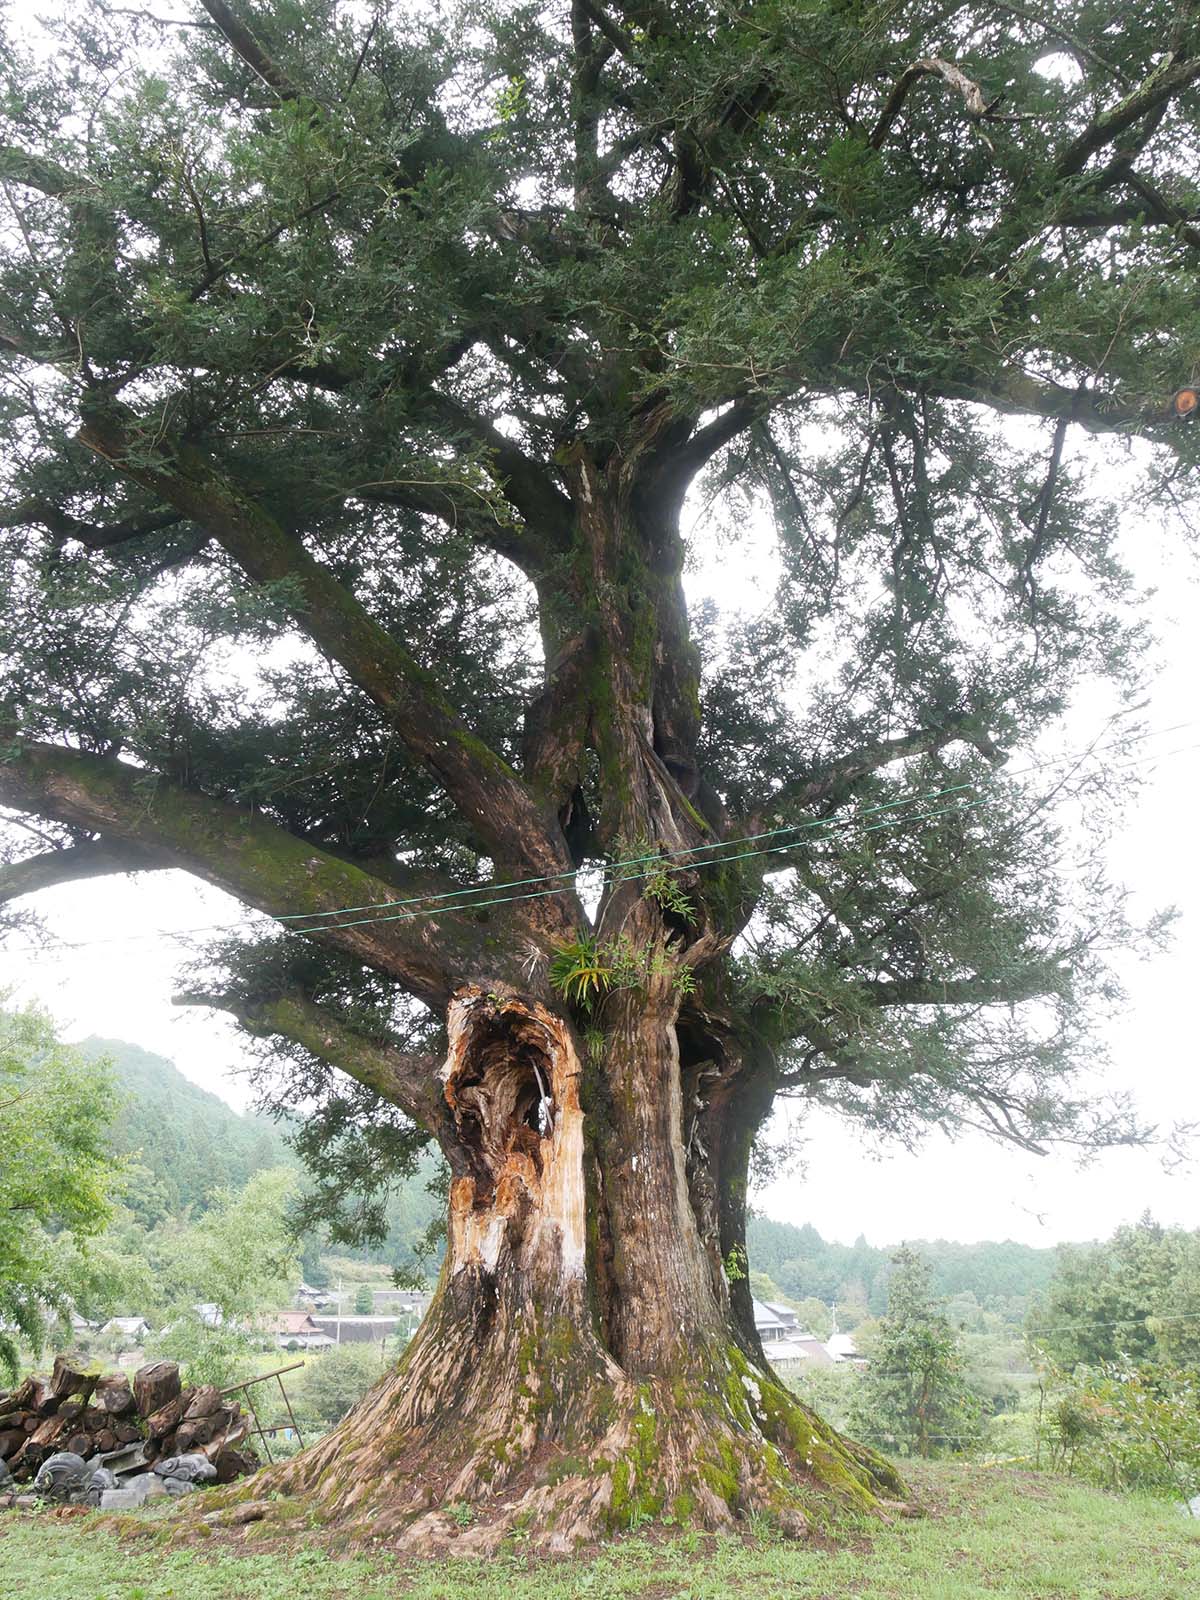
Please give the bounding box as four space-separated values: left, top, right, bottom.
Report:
201 985 904 1552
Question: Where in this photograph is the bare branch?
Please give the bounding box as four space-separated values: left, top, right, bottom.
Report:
0 498 184 549
871 57 1020 151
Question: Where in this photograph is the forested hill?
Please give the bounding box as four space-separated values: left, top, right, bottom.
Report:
78 1036 295 1223
746 1214 1058 1318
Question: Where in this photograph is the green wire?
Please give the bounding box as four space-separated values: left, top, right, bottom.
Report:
280 790 1001 939
4 727 1196 958
274 776 977 925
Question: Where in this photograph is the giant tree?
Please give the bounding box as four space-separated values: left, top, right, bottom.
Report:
1 0 1196 1548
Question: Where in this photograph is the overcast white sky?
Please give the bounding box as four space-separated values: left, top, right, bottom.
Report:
2 1 1198 1251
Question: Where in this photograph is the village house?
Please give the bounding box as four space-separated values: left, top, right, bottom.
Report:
99 1314 152 1344
261 1310 337 1351
310 1314 403 1347
752 1299 837 1373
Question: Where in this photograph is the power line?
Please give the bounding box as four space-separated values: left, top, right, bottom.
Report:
3 725 1197 960
233 734 1200 940
270 716 1198 925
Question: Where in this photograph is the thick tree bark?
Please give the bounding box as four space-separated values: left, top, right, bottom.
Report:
195 985 904 1551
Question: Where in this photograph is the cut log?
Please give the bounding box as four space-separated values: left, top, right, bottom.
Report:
3 1380 35 1413
50 1356 97 1401
174 1413 225 1451
212 1446 258 1485
133 1362 180 1419
93 1428 117 1453
30 1415 69 1448
114 1421 143 1444
93 1376 135 1416
27 1378 56 1413
144 1395 186 1439
66 1433 90 1457
183 1385 222 1420
0 1429 25 1460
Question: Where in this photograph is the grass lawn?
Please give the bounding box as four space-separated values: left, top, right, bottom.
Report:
1 1461 1198 1600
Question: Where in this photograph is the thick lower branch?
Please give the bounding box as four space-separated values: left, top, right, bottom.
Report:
174 985 453 1145
0 739 474 1002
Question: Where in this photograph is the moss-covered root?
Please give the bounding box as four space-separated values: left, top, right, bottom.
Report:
183 1352 908 1556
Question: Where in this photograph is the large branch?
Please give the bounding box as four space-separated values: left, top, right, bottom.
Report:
0 739 478 1004
0 838 169 904
1054 51 1200 181
925 366 1180 435
197 0 308 103
174 985 454 1147
745 718 996 832
76 405 573 886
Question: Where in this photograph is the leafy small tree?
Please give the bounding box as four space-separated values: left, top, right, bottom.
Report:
1041 1363 1200 1502
153 1166 299 1324
0 1003 123 1379
290 1342 387 1435
850 1248 985 1458
353 1283 373 1316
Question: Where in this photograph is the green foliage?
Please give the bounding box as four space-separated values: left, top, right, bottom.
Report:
849 1249 987 1458
548 934 613 1007
154 1166 300 1325
548 931 696 1009
0 0 1192 1207
353 1283 373 1315
614 837 696 924
78 1037 295 1226
1029 1213 1200 1370
1040 1363 1200 1503
284 1343 388 1435
0 1002 125 1379
747 1215 1056 1323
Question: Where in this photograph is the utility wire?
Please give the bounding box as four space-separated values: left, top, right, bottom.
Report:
3 726 1197 960
273 717 1198 926
252 736 1200 940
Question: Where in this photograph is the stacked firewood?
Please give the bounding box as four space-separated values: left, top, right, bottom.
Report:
0 1356 257 1486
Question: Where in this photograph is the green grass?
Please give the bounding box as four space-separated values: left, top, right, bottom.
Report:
1 1463 1198 1600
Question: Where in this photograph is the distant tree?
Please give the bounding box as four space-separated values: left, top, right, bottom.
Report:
291 1343 387 1435
354 1283 374 1316
1030 1215 1200 1371
794 1298 833 1342
850 1248 985 1458
156 1166 300 1324
0 1004 123 1379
